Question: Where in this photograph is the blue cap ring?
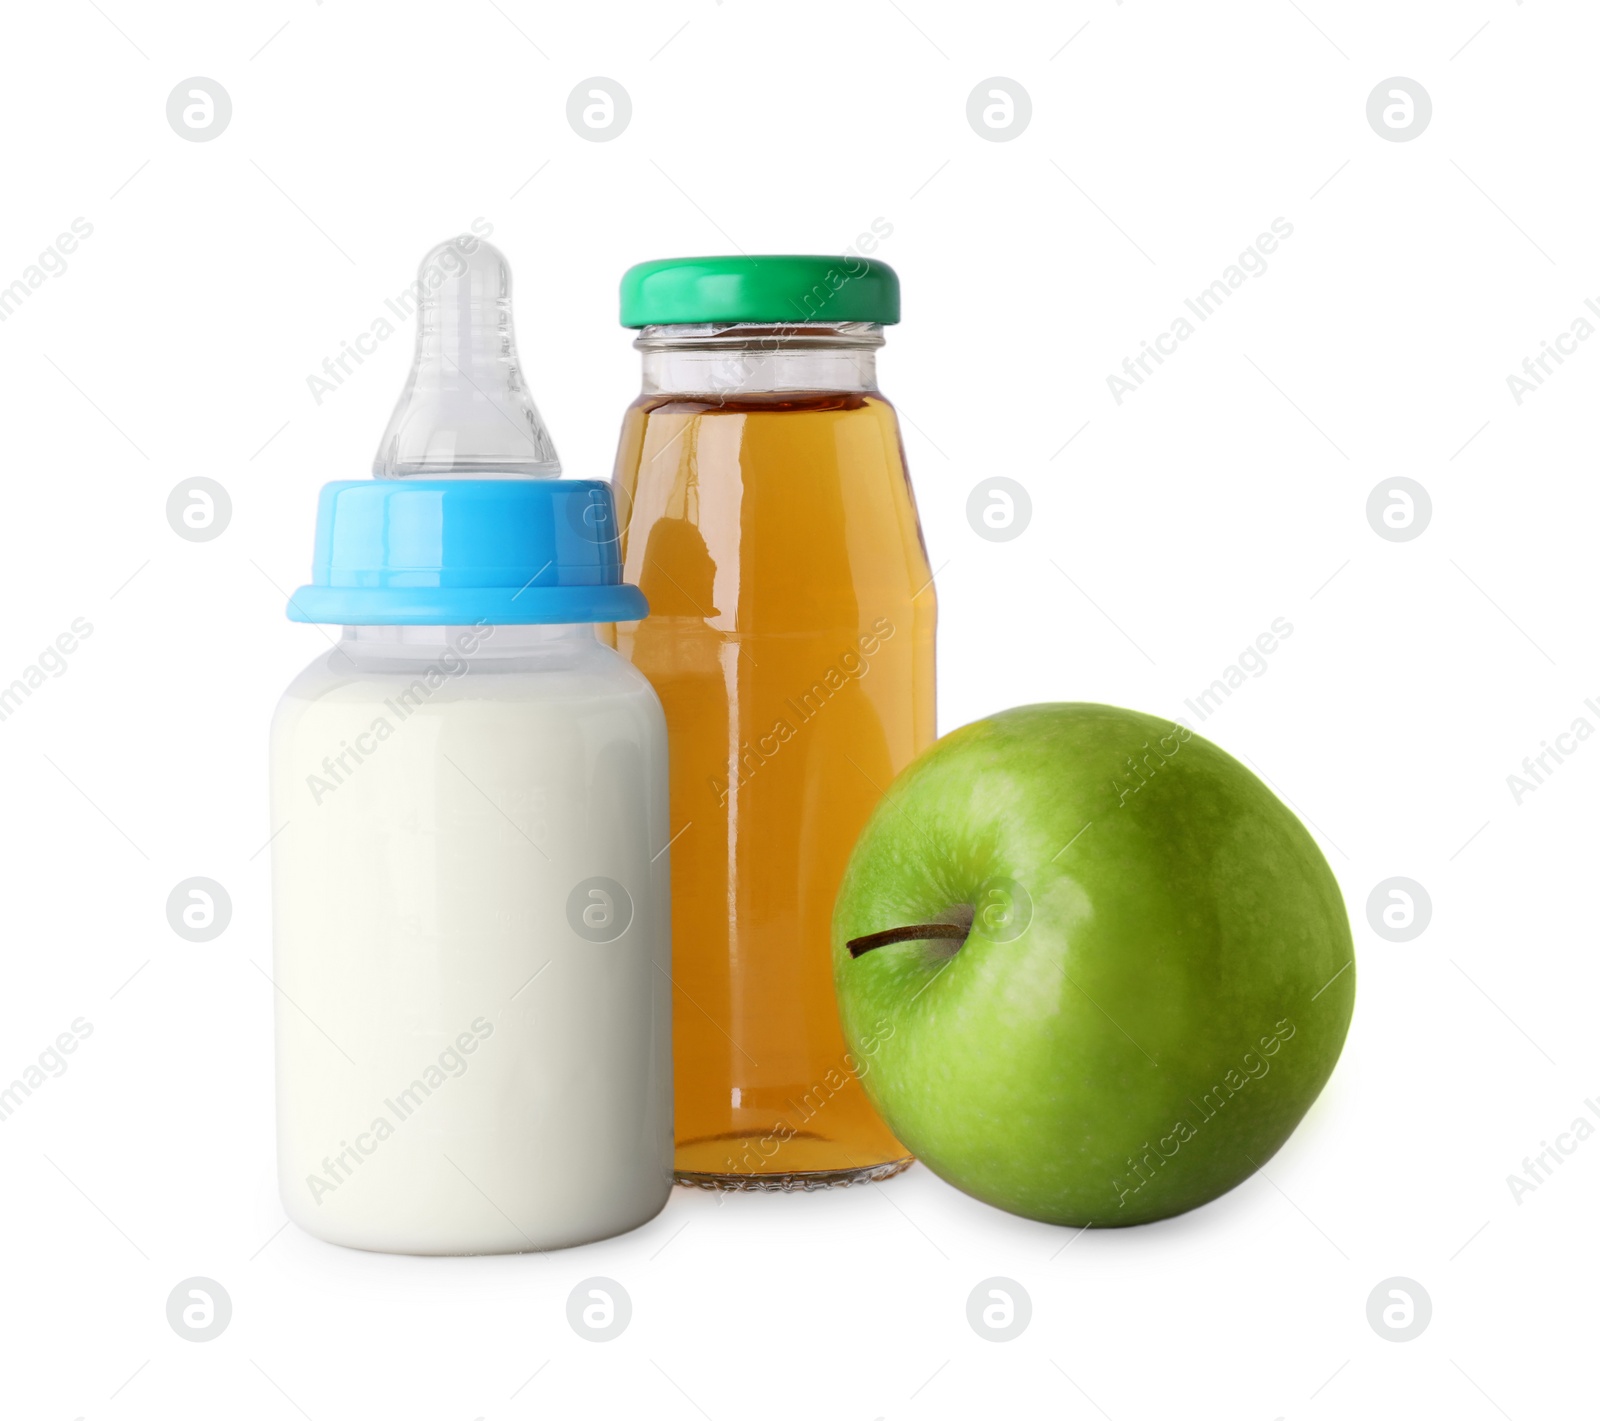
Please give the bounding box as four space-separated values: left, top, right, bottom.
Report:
287 479 647 626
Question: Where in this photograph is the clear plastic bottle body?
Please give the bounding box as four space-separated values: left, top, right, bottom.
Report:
269 623 672 1251
610 323 936 1187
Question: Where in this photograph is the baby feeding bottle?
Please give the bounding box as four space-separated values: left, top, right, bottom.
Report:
270 238 672 1253
610 256 936 1188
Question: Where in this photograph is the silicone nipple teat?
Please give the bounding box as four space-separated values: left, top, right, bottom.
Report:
373 238 561 478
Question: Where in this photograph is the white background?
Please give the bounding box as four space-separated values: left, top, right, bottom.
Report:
0 1 1593 1417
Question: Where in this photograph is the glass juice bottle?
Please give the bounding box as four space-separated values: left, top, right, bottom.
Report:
610 256 936 1188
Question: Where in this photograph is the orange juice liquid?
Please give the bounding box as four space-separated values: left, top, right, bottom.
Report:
612 390 936 1184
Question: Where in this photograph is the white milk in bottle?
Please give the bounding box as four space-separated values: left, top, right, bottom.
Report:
269 238 671 1254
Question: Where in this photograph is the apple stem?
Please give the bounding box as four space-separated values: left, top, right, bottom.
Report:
847 923 968 959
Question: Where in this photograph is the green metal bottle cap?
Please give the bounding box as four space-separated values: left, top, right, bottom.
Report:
619 255 900 328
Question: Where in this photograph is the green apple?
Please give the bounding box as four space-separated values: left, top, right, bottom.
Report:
832 703 1354 1227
